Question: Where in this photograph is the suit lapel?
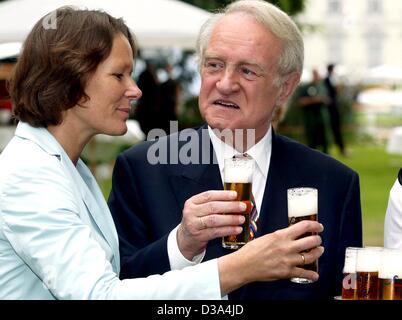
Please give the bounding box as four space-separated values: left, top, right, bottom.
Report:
169 126 223 210
257 130 303 235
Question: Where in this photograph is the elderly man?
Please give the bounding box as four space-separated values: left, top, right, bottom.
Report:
109 0 362 299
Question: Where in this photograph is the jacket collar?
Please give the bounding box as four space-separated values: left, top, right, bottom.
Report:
14 122 120 272
15 122 63 157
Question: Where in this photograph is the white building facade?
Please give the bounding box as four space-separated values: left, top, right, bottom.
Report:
297 0 402 83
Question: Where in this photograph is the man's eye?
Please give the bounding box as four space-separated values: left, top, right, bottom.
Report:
114 73 123 80
240 67 258 79
205 61 223 71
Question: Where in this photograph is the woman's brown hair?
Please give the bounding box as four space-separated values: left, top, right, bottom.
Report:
9 6 137 127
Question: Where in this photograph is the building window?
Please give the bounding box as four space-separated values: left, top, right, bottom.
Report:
328 0 342 14
365 32 384 67
367 0 382 14
327 33 344 65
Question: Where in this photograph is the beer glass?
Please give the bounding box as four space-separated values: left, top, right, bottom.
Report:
341 247 361 300
287 187 318 284
222 155 254 249
356 247 382 300
379 248 402 300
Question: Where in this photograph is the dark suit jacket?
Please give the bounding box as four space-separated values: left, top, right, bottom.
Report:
108 126 362 300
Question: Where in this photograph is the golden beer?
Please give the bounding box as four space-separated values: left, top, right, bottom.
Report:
341 247 360 300
378 248 402 300
223 182 252 248
287 187 318 284
342 273 357 300
222 155 254 250
288 213 318 273
356 247 382 300
379 278 402 300
356 271 379 300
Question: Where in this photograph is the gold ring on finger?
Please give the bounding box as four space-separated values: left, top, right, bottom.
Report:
199 217 207 230
299 253 306 266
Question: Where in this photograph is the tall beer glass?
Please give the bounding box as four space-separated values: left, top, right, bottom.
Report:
379 248 402 300
341 247 361 300
356 247 382 300
222 155 254 250
287 187 318 284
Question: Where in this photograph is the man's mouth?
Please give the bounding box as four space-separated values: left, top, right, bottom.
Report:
213 100 240 109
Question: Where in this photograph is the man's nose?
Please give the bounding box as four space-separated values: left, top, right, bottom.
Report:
216 68 240 94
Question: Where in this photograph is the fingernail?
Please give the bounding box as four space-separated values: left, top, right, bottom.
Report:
320 223 324 230
312 273 319 281
230 191 237 198
240 202 247 211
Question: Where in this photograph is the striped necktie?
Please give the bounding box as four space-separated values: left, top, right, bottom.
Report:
249 195 258 240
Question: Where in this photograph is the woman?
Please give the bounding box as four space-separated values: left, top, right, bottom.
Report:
0 7 323 299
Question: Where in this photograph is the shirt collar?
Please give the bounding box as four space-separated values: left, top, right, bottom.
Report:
208 126 272 179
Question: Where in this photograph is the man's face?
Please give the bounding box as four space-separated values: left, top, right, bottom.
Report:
199 13 295 141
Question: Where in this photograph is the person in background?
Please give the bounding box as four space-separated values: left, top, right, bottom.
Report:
324 64 347 156
297 69 329 154
0 6 324 300
108 0 362 300
134 60 159 136
158 63 181 133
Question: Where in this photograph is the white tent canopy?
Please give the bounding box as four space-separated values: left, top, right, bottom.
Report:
363 65 402 85
0 0 211 49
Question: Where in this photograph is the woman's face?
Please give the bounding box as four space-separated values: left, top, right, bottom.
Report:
69 33 141 137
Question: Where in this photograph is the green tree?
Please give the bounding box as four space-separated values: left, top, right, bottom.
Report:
181 0 306 16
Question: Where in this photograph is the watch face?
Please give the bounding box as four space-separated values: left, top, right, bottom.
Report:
307 86 318 96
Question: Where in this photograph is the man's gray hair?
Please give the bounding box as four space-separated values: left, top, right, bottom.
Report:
196 0 304 84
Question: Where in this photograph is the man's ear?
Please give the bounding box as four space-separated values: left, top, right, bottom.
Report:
276 72 300 106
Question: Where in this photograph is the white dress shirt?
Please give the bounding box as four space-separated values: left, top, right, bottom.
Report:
167 126 272 269
384 177 402 248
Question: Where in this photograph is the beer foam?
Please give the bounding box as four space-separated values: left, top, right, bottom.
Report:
379 249 402 279
343 247 361 273
356 247 383 272
224 159 253 183
287 189 317 217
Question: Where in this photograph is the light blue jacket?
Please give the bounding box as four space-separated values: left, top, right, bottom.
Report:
0 122 220 299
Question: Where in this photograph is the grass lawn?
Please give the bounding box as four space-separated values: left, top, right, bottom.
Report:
100 142 402 247
331 145 402 246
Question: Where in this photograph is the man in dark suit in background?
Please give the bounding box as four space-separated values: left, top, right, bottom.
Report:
108 0 362 299
158 63 181 133
324 63 347 156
